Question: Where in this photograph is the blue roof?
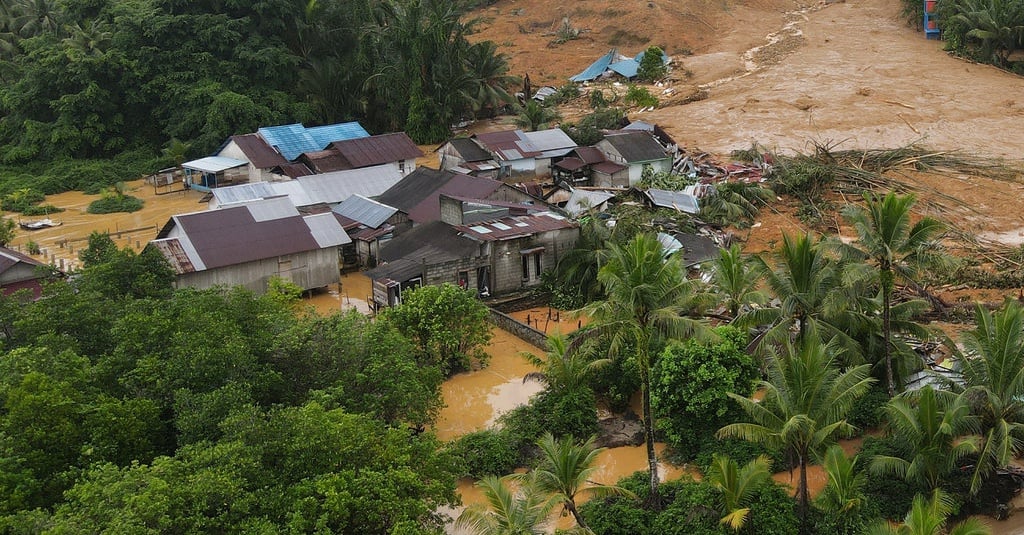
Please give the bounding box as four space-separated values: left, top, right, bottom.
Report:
258 122 369 161
608 59 640 79
569 49 617 82
634 49 670 65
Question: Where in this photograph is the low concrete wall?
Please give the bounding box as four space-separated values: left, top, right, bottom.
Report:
487 308 548 349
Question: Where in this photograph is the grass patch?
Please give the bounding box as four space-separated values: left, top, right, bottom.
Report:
87 195 144 214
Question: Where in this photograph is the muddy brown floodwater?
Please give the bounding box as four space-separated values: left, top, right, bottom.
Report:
5 179 206 271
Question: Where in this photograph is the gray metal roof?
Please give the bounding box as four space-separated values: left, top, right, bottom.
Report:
183 156 247 173
522 129 576 153
564 189 615 216
601 132 669 163
646 189 699 214
298 165 403 205
333 194 398 229
211 183 280 207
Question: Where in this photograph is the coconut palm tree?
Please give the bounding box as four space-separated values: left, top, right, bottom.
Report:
869 385 978 491
816 444 867 520
739 233 864 361
840 192 945 397
709 243 766 321
515 100 561 132
455 473 557 535
527 433 634 532
718 333 874 521
706 453 772 531
521 333 609 395
951 0 1024 66
960 300 1024 494
466 41 517 118
581 233 711 502
864 489 991 535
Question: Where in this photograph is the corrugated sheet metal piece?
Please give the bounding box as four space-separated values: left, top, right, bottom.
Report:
569 49 617 82
183 156 247 174
646 189 699 214
333 194 398 229
304 212 352 247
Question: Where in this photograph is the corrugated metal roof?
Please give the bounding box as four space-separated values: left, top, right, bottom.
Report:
646 189 699 214
247 196 300 221
601 132 669 163
149 238 199 274
329 132 423 169
298 165 404 205
376 167 454 213
305 212 352 247
0 247 44 275
575 147 607 164
258 122 369 162
555 157 586 171
564 189 614 216
569 49 617 82
592 161 628 174
230 134 287 168
278 162 313 178
408 174 504 223
299 149 350 173
447 138 493 162
608 59 640 79
455 212 575 241
522 129 576 152
183 156 247 173
153 197 350 272
333 194 398 229
212 183 280 207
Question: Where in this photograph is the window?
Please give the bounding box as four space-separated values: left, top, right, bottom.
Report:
534 254 541 278
522 255 529 281
398 160 406 173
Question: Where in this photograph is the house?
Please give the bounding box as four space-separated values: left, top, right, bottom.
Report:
375 167 541 231
148 196 351 294
181 156 249 192
473 128 577 179
365 221 490 308
215 121 371 184
437 137 501 178
296 132 423 176
569 48 670 82
454 211 579 295
552 146 628 187
332 194 402 267
207 164 404 210
0 247 57 299
595 131 673 186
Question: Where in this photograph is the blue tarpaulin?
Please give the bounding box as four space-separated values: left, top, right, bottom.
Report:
569 49 617 82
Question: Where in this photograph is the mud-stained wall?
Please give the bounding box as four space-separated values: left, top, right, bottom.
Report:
487 308 547 348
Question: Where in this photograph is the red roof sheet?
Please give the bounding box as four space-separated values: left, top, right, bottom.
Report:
555 157 586 171
575 146 606 164
232 134 287 168
329 132 423 169
299 149 351 174
592 161 627 174
176 206 321 270
455 212 576 241
408 175 503 223
278 162 313 178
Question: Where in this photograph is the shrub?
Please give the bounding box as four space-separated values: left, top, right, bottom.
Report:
87 195 144 214
589 351 642 413
589 89 609 109
637 46 668 81
1 189 45 212
448 429 519 478
858 436 923 520
21 205 64 217
625 85 658 108
847 384 889 432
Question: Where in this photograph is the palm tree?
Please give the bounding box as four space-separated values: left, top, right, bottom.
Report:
9 0 62 37
951 0 1024 66
552 213 612 303
959 300 1024 493
698 181 773 228
515 100 561 132
466 41 517 118
718 334 874 521
521 333 609 395
709 243 766 321
864 489 991 535
706 453 772 531
739 233 863 360
528 433 635 532
841 192 945 397
455 473 557 535
581 233 711 502
869 386 978 491
816 445 867 519
162 138 192 169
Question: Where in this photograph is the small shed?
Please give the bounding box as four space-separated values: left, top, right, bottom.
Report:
182 156 248 191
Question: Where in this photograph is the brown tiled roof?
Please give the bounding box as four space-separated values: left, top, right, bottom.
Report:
232 134 287 168
0 247 45 275
176 206 321 270
446 137 493 162
329 132 423 169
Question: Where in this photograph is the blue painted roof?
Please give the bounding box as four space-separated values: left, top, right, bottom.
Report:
608 59 640 79
258 122 369 161
569 49 617 82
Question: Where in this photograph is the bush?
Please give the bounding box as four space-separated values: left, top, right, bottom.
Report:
21 205 64 217
448 429 519 478
625 85 658 108
87 195 144 214
589 351 641 413
858 436 923 520
637 46 668 82
1 189 45 212
589 89 609 109
847 384 889 432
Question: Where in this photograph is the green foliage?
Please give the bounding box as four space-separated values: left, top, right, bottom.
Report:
652 326 758 456
448 429 519 478
381 283 492 376
589 89 609 109
515 100 561 132
637 169 695 190
1 189 44 212
847 384 890 431
625 85 658 108
860 436 925 520
77 234 175 300
947 0 1024 67
541 84 580 106
561 107 626 145
588 349 642 412
0 218 15 247
637 46 669 81
86 194 143 214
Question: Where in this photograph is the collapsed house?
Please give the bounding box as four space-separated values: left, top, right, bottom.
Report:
568 48 670 83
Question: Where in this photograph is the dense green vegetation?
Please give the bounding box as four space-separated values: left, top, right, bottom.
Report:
0 0 516 192
0 235 500 531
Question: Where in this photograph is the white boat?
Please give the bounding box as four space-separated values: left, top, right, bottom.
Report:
20 219 62 231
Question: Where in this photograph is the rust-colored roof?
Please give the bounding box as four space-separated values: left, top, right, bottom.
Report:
278 162 313 178
408 174 503 224
592 161 628 174
555 157 586 171
329 132 423 169
150 238 197 274
299 149 350 174
232 134 287 168
575 146 607 164
455 212 576 241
